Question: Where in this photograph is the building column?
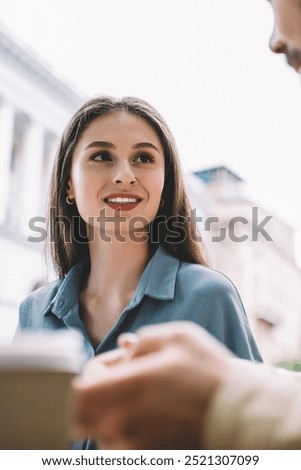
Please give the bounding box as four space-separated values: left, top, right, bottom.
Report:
40 132 58 212
20 119 45 234
0 100 15 225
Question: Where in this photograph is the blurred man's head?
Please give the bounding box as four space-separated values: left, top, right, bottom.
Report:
268 0 301 73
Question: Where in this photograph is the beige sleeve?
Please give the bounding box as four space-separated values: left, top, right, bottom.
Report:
204 361 301 450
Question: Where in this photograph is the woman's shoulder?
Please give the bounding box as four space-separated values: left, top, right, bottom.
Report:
178 261 237 294
176 262 249 332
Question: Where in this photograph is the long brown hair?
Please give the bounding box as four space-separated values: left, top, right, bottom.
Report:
47 95 207 277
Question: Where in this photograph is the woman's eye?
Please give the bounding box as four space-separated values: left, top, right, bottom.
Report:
91 151 112 161
135 154 153 163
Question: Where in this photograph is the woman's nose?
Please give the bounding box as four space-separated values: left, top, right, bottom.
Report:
113 161 137 185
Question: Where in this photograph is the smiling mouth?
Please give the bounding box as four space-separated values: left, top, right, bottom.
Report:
103 197 142 211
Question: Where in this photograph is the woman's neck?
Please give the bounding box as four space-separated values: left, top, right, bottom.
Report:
84 229 151 300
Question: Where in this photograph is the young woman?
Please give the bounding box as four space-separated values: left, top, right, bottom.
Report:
18 95 261 448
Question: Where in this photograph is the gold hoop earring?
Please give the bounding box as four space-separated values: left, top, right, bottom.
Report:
66 195 75 205
160 198 164 207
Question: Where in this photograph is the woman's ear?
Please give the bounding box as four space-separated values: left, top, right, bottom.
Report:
67 180 74 199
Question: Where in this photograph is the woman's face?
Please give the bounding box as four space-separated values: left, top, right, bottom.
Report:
68 110 165 239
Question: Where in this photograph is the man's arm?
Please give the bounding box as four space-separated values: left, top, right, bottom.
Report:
205 360 301 450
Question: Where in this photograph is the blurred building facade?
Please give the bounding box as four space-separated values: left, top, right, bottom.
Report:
1 25 301 364
0 24 83 338
191 167 301 364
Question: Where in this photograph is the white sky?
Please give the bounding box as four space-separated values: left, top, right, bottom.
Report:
1 0 301 261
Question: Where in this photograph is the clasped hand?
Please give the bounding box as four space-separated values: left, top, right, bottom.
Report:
72 321 233 450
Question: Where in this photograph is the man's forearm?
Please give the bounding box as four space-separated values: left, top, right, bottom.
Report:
204 361 301 450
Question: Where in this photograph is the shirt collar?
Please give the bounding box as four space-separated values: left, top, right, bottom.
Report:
44 245 180 318
43 257 90 318
144 245 179 300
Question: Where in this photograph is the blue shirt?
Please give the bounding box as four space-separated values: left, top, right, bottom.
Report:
19 245 261 360
18 245 262 449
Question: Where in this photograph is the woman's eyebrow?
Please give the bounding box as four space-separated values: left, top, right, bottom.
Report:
83 141 160 152
84 141 116 150
132 142 160 153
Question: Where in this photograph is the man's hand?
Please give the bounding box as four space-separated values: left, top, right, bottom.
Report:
72 322 235 449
